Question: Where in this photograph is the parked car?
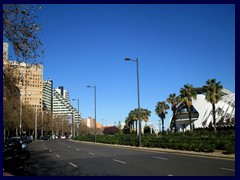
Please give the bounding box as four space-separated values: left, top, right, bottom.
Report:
4 136 30 175
60 135 66 139
41 135 50 140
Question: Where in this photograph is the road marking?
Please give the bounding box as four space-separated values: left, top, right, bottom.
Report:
220 167 235 172
69 162 77 168
49 150 52 152
56 155 60 158
89 152 95 156
67 146 71 148
75 148 80 151
113 159 126 164
152 156 168 160
168 174 174 176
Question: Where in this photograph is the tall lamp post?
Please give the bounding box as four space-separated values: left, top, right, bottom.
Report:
125 57 142 147
87 85 96 143
72 98 79 138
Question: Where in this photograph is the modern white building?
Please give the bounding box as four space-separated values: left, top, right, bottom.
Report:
169 88 235 132
42 83 81 124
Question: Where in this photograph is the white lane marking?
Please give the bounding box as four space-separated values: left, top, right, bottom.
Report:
89 152 95 156
69 162 78 168
56 155 60 158
168 174 174 176
113 159 126 164
75 148 80 151
49 150 52 152
67 146 71 148
152 156 168 160
220 167 235 172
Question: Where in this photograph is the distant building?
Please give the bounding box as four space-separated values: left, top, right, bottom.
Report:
81 117 102 129
42 84 81 124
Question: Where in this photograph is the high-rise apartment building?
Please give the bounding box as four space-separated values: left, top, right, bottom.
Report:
42 83 81 123
3 43 43 111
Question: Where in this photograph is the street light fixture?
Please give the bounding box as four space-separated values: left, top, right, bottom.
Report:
72 98 79 138
125 57 142 147
87 85 96 143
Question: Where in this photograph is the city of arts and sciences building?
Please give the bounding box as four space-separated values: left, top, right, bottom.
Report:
169 88 235 132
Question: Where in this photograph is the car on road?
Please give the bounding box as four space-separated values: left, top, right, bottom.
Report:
60 135 66 139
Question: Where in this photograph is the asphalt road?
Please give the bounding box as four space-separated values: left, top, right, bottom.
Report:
27 139 235 176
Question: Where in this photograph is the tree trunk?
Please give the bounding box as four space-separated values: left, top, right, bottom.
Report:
162 118 164 135
136 120 138 134
188 106 192 132
212 103 217 133
173 106 177 133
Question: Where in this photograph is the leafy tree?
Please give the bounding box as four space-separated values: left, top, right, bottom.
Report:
155 101 169 134
3 4 44 63
3 65 21 139
202 79 223 132
179 84 197 132
3 4 44 139
103 126 119 135
166 93 181 132
144 126 151 134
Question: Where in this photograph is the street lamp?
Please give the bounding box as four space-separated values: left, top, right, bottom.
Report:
87 85 96 143
125 57 142 147
72 98 79 138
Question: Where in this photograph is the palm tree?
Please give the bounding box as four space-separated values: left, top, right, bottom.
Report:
179 84 197 132
202 78 223 132
166 93 181 132
128 110 138 133
125 116 134 133
127 108 151 134
155 101 169 134
140 108 151 123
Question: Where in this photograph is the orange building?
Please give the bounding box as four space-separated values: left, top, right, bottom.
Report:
81 117 102 129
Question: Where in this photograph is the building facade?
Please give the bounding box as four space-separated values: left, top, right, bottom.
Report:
169 88 235 132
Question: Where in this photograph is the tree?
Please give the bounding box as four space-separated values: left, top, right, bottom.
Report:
202 79 223 132
166 93 181 132
3 4 44 139
3 65 21 139
155 101 169 134
126 108 151 134
103 126 119 135
179 84 197 132
3 4 44 63
144 126 151 134
125 116 134 133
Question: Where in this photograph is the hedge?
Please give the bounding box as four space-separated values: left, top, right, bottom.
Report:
74 130 235 154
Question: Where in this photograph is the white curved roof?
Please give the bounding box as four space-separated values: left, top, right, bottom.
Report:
171 92 235 131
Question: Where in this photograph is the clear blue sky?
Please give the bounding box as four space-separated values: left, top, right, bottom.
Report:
37 4 235 129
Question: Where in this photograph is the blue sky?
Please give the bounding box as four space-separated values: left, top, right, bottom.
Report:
35 4 234 129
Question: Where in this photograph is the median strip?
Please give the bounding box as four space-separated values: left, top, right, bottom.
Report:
113 159 126 164
69 162 78 168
